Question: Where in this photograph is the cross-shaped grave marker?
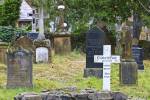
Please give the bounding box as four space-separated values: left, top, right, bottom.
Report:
94 45 120 91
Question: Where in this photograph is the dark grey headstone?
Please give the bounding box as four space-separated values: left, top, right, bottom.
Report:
7 49 33 88
84 27 106 78
120 59 138 85
86 27 105 68
132 45 144 70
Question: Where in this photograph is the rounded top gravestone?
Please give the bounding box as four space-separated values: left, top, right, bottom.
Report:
86 26 106 68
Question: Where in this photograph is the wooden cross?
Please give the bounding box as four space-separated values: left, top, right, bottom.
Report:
94 45 120 91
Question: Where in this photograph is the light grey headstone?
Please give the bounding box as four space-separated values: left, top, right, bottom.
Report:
36 47 48 63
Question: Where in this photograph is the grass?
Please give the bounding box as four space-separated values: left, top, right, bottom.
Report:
0 51 149 99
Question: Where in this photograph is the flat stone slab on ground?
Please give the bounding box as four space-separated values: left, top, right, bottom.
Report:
14 89 128 100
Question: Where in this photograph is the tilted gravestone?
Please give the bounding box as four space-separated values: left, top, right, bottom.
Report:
84 27 106 78
7 49 33 88
16 36 33 51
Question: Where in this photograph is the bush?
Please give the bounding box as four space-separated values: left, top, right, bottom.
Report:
0 26 27 42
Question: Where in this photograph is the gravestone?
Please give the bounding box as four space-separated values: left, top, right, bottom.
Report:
132 45 144 70
120 59 138 85
7 49 33 88
16 36 33 51
36 47 48 63
53 34 71 54
84 27 106 78
33 39 51 63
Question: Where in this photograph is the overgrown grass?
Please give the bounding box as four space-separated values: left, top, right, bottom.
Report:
0 52 149 99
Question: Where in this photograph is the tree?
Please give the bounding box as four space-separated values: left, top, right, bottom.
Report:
0 0 21 27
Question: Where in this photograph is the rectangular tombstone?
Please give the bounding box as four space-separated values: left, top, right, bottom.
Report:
7 49 33 88
53 34 71 54
84 27 106 78
120 59 138 85
36 47 48 63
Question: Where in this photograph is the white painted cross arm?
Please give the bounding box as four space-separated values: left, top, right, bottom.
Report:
94 55 120 64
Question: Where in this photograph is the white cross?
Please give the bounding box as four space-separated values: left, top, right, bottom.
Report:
94 45 120 91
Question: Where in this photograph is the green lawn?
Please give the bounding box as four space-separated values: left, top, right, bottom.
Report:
0 51 149 100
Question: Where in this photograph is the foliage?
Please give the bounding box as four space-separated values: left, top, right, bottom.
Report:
0 26 26 42
0 0 21 27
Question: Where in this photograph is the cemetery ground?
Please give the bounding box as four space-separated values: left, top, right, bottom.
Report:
0 51 149 99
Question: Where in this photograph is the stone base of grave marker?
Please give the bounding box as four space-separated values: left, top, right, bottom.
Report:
84 68 103 78
120 59 138 85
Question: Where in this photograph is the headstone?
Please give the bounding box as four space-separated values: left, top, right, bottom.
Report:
84 27 106 78
120 59 138 85
94 45 120 91
132 45 144 70
16 36 33 51
36 47 48 63
7 49 33 88
33 39 51 63
53 34 71 54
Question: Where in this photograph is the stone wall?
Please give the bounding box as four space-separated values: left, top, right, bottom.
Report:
0 42 8 64
14 89 128 100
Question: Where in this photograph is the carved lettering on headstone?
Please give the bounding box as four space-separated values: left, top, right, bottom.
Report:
7 49 33 88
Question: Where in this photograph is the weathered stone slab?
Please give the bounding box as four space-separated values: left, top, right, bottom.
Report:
7 49 33 88
16 36 33 51
53 34 71 54
14 90 128 100
120 59 138 85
